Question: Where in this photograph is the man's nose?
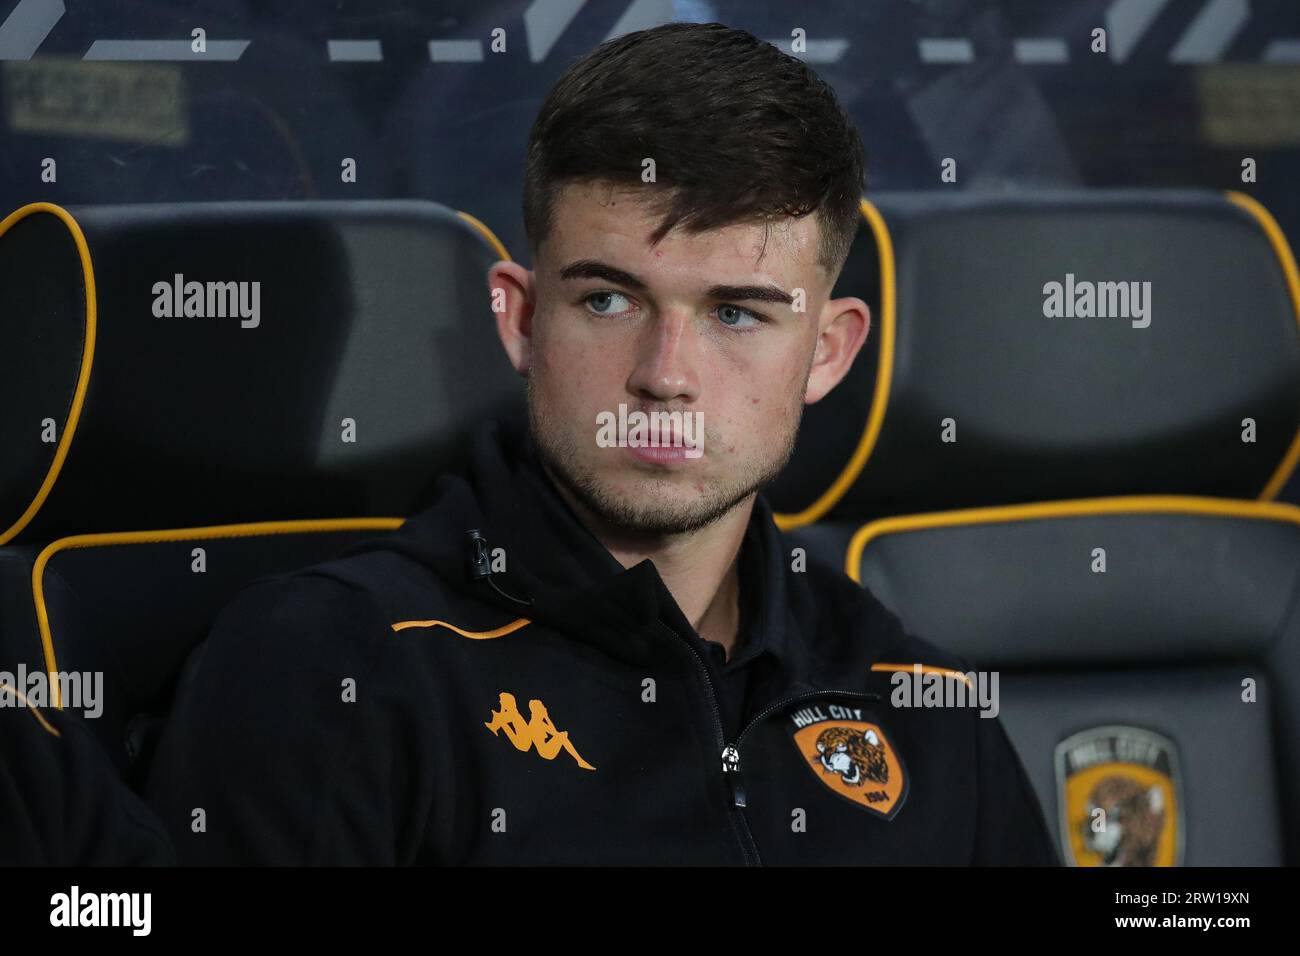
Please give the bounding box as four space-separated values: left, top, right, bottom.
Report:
626 308 700 402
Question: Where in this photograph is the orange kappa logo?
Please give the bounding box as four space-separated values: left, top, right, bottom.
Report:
484 692 596 770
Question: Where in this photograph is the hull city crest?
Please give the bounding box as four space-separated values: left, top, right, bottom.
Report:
1055 725 1184 867
788 702 908 820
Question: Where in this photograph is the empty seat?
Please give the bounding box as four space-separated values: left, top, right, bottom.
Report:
776 190 1300 864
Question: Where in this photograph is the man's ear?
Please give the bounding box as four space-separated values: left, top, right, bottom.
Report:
487 261 535 377
805 295 870 404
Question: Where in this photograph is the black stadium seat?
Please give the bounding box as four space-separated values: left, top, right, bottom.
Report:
0 520 403 785
771 190 1300 524
843 497 1300 866
0 199 523 542
0 200 523 804
779 190 1300 865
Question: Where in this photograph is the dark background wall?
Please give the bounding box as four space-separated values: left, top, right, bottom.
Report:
2 0 1297 264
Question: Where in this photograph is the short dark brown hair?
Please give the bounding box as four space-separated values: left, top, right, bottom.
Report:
522 21 866 276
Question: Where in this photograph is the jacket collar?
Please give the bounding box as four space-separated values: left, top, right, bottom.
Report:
382 413 793 672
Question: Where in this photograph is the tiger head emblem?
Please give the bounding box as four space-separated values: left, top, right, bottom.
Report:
1081 775 1165 866
812 725 890 787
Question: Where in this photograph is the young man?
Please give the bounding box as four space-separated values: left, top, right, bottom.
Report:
145 21 1059 865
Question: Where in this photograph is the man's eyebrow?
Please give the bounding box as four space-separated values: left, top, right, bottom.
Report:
558 260 648 290
705 283 794 306
559 260 794 307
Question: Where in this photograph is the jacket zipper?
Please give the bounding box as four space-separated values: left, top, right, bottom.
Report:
721 688 882 811
659 620 883 866
658 621 764 866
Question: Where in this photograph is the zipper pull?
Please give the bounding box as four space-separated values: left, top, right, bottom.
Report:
721 744 747 809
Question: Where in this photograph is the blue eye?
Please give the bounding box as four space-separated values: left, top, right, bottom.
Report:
717 304 761 329
583 291 633 315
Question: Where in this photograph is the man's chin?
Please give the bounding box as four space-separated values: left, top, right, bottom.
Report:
577 470 754 536
590 501 738 537
528 416 775 535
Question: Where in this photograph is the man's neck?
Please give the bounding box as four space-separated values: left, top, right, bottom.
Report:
541 463 754 661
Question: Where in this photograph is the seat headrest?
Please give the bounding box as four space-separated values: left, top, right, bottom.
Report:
844 496 1300 667
772 190 1300 527
0 200 523 543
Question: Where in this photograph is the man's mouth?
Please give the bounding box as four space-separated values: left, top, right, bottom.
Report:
624 443 695 466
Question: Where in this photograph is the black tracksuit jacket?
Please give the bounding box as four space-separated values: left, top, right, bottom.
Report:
144 414 1061 865
0 686 175 865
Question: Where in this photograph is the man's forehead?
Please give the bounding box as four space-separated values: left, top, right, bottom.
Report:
543 181 821 281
